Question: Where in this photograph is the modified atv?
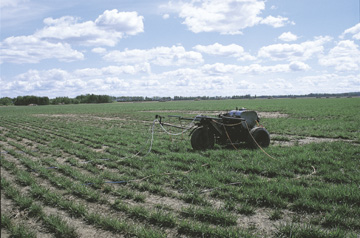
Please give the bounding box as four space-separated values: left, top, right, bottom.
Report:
156 108 270 150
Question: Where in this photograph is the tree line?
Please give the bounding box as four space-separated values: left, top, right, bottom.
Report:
1 92 359 106
0 94 115 106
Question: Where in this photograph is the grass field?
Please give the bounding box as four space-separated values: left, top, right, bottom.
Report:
1 97 359 237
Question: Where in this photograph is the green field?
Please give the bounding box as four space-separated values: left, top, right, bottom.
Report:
1 97 359 237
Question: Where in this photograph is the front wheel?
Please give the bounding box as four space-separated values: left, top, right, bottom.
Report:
191 127 214 150
247 127 270 149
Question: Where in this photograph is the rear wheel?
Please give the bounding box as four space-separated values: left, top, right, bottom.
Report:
191 127 214 150
247 127 270 149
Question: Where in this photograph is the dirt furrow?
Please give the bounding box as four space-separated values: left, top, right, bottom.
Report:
1 166 127 238
1 192 52 238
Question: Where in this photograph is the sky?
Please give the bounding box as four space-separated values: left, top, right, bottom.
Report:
1 0 360 98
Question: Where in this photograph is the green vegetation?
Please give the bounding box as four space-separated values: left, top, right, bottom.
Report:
0 93 115 106
1 97 359 237
1 213 36 238
14 95 50 105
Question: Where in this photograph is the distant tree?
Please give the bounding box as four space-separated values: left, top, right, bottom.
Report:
0 97 13 105
13 96 49 105
75 94 113 103
51 97 73 105
38 97 50 105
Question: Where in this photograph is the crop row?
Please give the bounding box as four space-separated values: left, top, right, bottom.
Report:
3 117 360 209
1 98 359 237
1 150 255 237
1 176 78 238
2 123 359 236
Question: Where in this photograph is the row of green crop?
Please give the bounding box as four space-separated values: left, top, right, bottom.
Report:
3 114 360 206
1 98 359 237
1 175 78 238
2 97 359 136
2 118 360 236
1 147 257 237
1 213 36 238
1 160 165 237
3 114 360 190
2 115 159 157
4 151 352 238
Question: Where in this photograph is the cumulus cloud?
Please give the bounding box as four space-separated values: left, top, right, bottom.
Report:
319 40 360 71
168 0 291 34
74 64 151 77
340 23 360 40
0 35 84 64
2 65 150 97
278 32 298 42
103 45 204 66
201 62 310 75
193 43 256 61
6 69 71 94
243 62 309 73
2 62 357 98
289 61 310 71
258 36 332 61
152 67 234 93
260 15 294 28
298 73 360 93
36 10 144 46
95 10 144 35
264 78 294 91
92 47 107 54
0 9 144 64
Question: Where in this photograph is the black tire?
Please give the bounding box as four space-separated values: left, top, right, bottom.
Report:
248 127 270 149
191 127 215 150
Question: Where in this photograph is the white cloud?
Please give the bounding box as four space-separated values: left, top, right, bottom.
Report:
2 64 358 98
36 10 143 46
193 43 256 61
258 36 332 61
103 45 204 66
15 69 69 82
0 35 84 64
2 66 143 97
6 69 72 94
260 15 294 28
141 80 161 87
95 10 144 35
37 16 111 45
264 78 294 90
340 23 360 40
150 67 235 94
240 63 309 74
278 32 298 42
169 0 291 34
74 64 151 77
92 47 107 54
201 62 310 75
319 40 360 71
201 63 240 74
0 9 145 64
298 73 360 93
289 61 310 71
162 14 170 19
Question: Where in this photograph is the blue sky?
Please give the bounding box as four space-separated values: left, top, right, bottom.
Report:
1 0 359 98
